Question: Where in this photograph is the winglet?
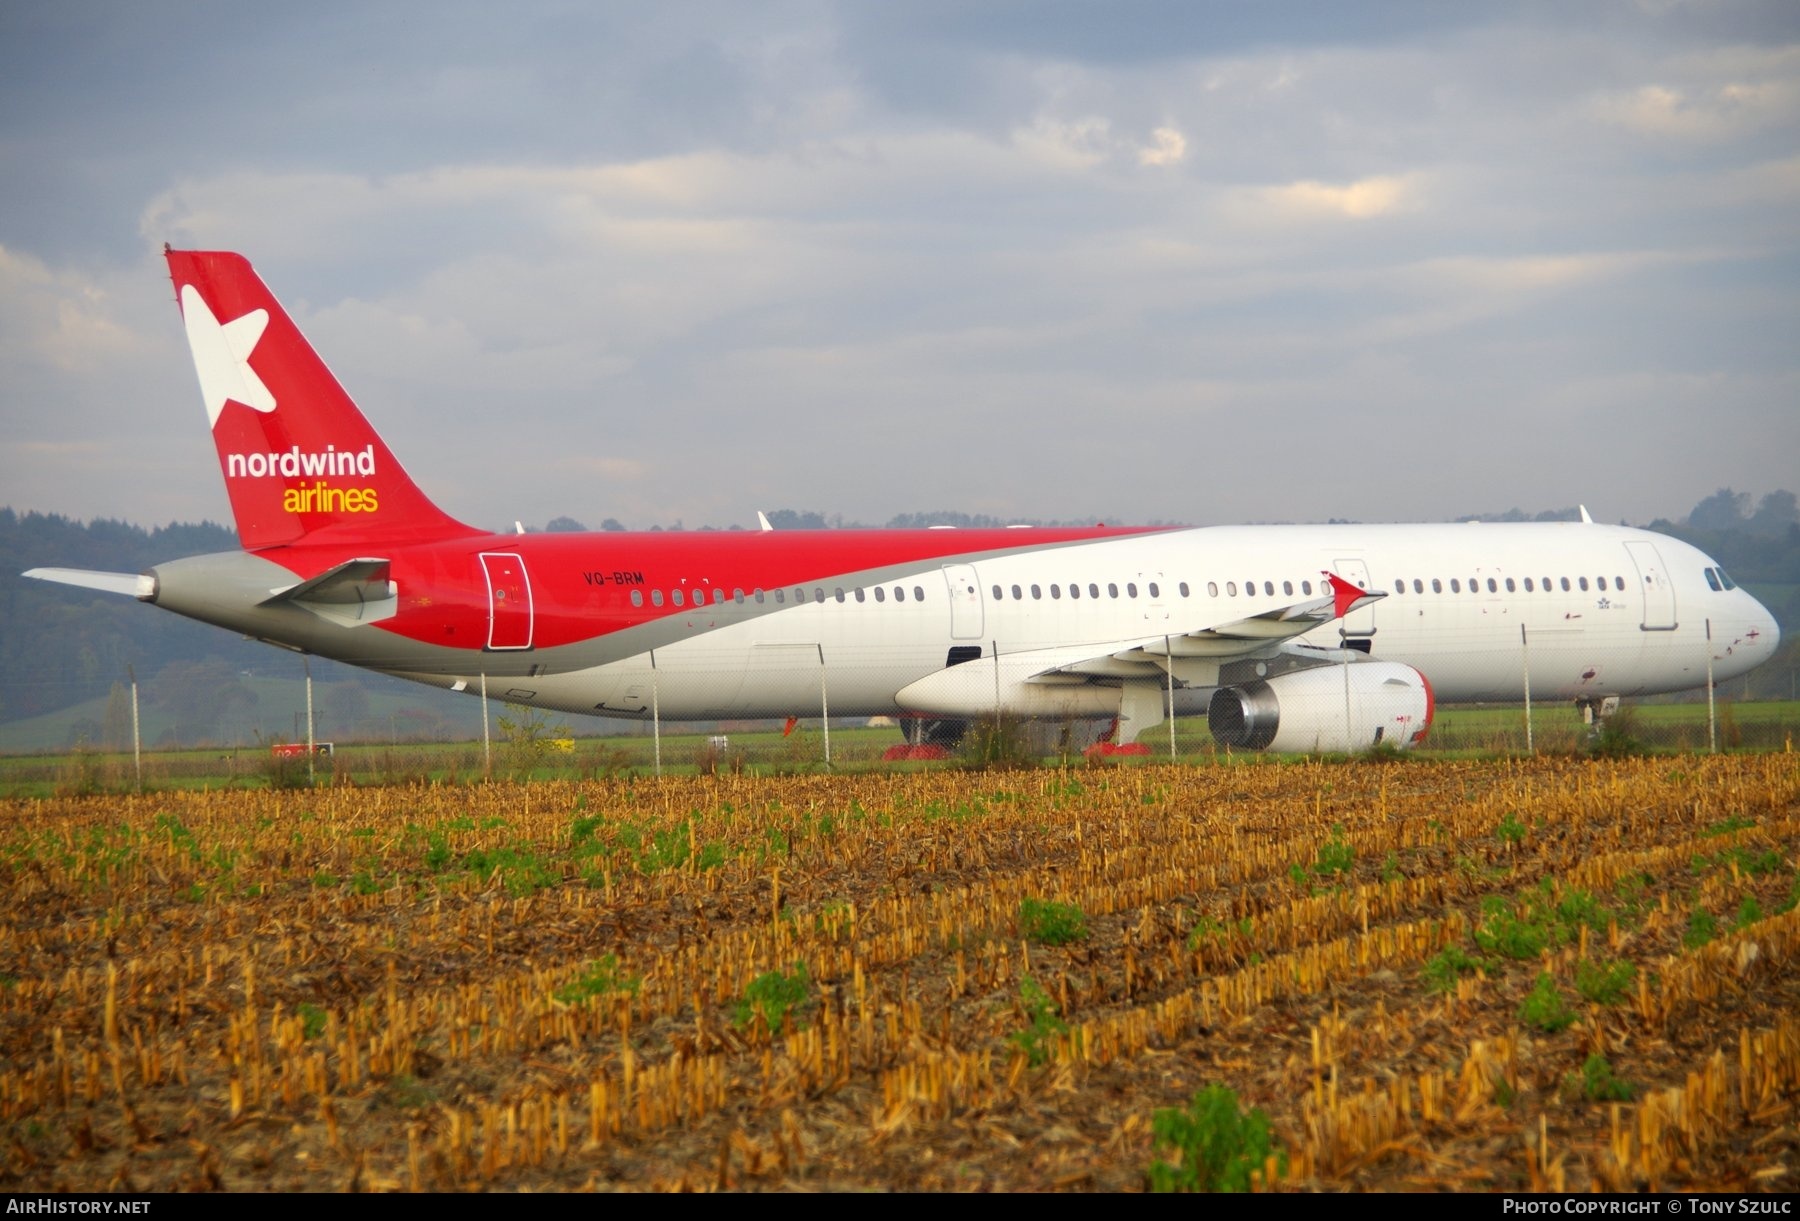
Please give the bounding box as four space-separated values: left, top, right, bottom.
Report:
1322 570 1379 619
757 511 774 532
1579 505 1593 524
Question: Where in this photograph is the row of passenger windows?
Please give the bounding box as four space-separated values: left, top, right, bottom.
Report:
630 584 928 609
1392 575 1627 595
624 569 1653 612
991 580 1196 601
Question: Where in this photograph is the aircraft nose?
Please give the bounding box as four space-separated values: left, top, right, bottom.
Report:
1745 591 1780 661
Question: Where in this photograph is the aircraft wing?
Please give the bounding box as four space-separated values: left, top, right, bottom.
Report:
22 568 156 598
1041 571 1383 679
896 572 1385 713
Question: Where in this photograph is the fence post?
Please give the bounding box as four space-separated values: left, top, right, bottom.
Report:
1706 619 1717 753
818 644 831 769
650 650 661 778
127 663 141 794
305 656 316 785
1521 625 1533 755
1166 635 1177 760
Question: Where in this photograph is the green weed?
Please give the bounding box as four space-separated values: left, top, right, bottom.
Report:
1422 946 1491 994
735 963 811 1032
1518 972 1576 1033
297 1002 328 1040
1147 1084 1286 1193
1009 975 1069 1067
1019 897 1088 946
553 954 641 1004
1683 910 1718 950
1572 1054 1634 1102
1574 958 1634 1005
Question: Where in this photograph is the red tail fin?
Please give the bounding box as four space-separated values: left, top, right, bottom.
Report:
166 249 478 549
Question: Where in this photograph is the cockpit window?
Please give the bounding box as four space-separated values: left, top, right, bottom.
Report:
1704 568 1722 592
1718 567 1737 590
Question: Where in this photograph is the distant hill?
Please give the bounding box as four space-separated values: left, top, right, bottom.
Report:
4 496 1794 750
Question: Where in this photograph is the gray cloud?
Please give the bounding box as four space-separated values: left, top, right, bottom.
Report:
1 1 1797 535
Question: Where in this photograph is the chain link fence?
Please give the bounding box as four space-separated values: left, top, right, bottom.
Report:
2 633 1794 789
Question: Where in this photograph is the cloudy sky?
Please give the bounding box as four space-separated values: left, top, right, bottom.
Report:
2 1 1797 535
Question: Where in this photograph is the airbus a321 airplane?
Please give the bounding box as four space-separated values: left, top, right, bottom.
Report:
25 250 1782 753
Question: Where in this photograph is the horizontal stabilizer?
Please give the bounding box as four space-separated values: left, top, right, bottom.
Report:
23 567 155 598
260 558 392 607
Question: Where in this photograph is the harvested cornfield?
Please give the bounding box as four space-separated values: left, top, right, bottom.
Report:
1 755 1797 1192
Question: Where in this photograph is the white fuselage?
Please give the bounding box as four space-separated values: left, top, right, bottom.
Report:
412 521 1778 724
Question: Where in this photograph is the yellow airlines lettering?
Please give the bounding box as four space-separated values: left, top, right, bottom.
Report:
282 482 379 514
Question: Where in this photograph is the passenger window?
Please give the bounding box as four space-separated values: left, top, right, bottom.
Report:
754 588 764 603
855 588 865 603
1051 584 1061 599
651 590 664 607
1431 579 1442 593
1560 577 1570 591
1282 580 1293 596
895 586 906 601
815 587 826 602
1523 578 1533 592
1302 580 1313 595
914 586 925 601
1207 581 1218 597
1127 583 1138 598
1505 578 1515 592
1069 582 1080 599
992 585 1003 600
1413 579 1424 593
715 589 725 604
835 587 846 603
874 587 885 603
1011 584 1022 600
774 589 785 604
1031 584 1042 600
631 589 644 607
1226 581 1237 596
1108 583 1119 598
672 589 685 607
1578 577 1589 591
1487 578 1498 593
735 588 745 603
1615 576 1624 591
1450 579 1461 593
1180 582 1191 597
1088 584 1099 599
1148 582 1159 598
1394 579 1405 594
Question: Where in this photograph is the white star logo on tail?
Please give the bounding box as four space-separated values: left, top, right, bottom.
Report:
181 284 274 426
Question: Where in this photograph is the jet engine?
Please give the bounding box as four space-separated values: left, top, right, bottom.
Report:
1207 661 1434 752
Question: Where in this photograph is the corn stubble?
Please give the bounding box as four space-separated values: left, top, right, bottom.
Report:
1 755 1797 1192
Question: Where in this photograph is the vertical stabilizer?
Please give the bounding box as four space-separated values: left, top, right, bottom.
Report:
166 249 478 549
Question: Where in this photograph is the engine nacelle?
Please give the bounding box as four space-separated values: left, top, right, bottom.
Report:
1207 661 1434 752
